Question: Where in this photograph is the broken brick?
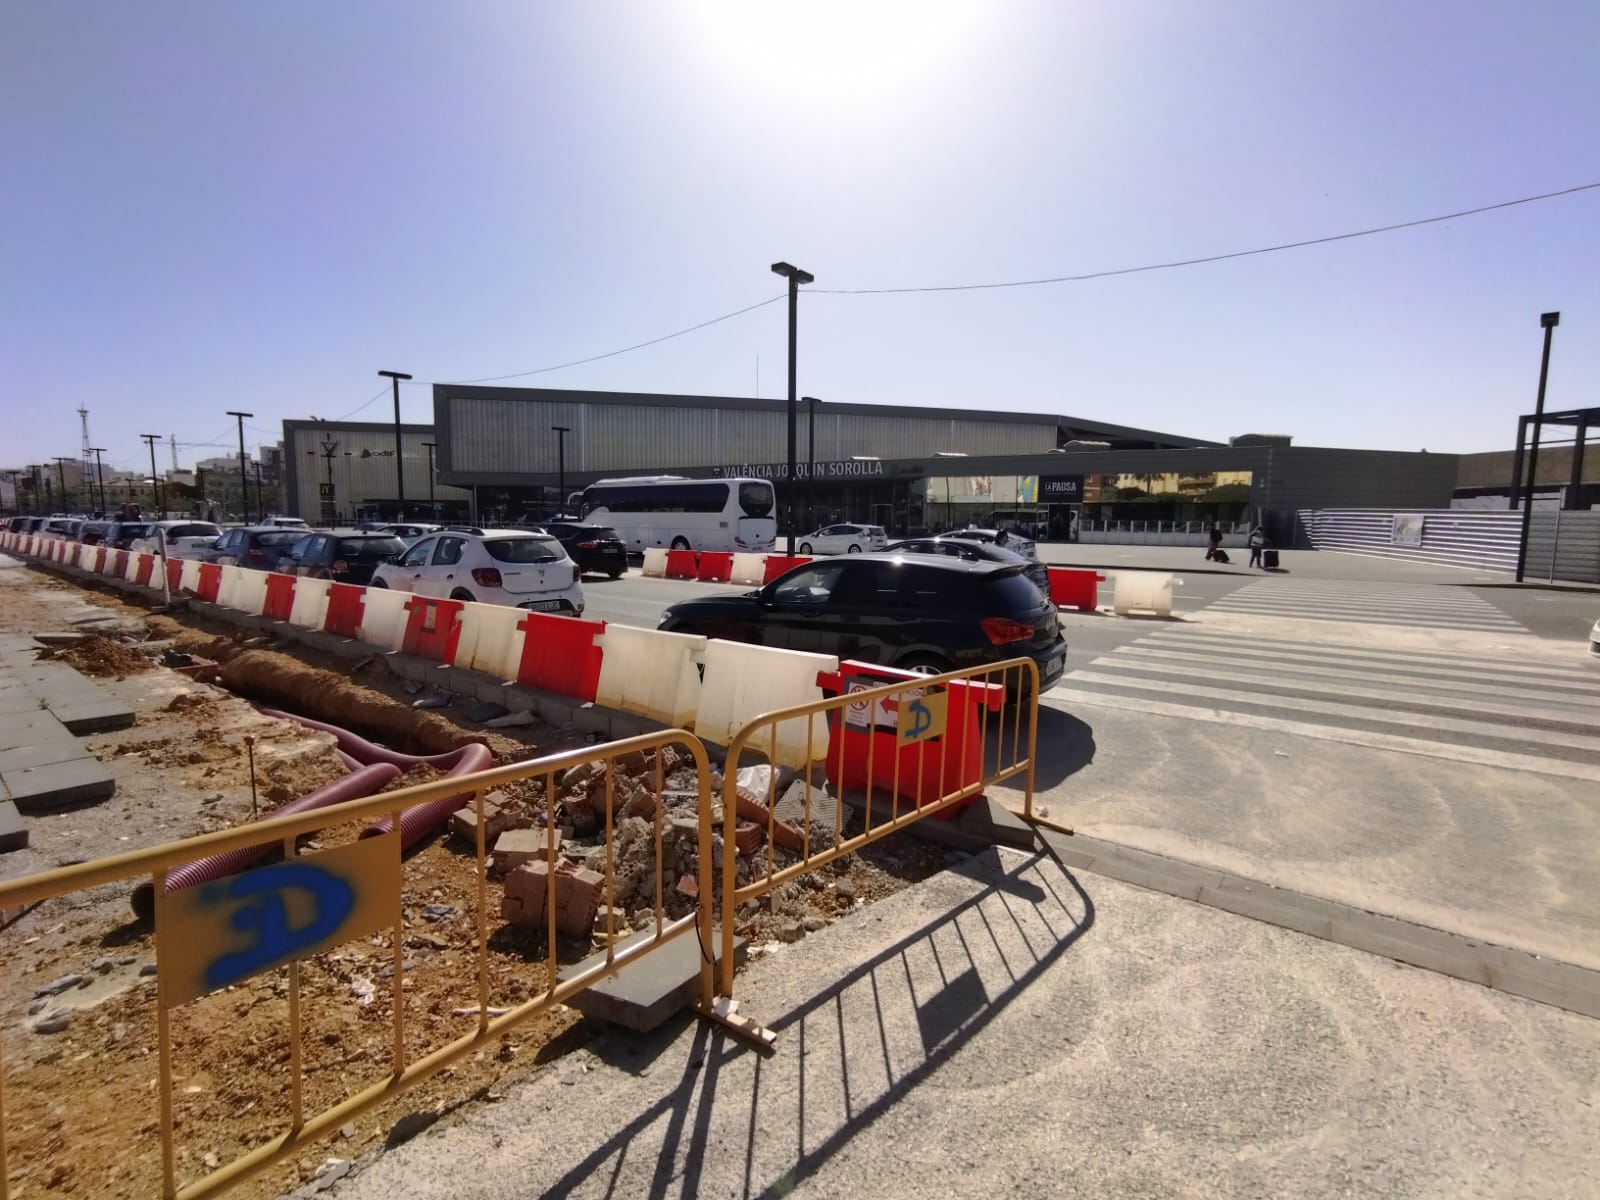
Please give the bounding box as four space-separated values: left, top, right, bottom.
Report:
733 821 765 858
492 828 563 874
449 801 514 847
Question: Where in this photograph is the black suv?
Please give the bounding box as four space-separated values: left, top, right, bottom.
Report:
658 554 1065 692
277 533 408 585
541 522 628 579
885 537 1050 596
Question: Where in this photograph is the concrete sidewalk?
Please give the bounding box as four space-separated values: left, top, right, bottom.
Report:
327 847 1599 1200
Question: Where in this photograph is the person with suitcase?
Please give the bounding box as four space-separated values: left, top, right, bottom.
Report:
1248 525 1266 569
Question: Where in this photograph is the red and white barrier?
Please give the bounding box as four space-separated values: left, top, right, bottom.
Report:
594 625 705 726
515 612 605 702
288 576 332 629
695 641 838 768
453 601 525 679
640 548 669 578
730 553 767 586
355 586 409 651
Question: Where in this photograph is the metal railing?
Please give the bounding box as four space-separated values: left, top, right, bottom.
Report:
716 658 1040 1016
0 730 716 1200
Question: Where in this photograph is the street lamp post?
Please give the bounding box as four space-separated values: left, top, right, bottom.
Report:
88 448 107 514
140 434 163 516
770 261 815 554
551 426 570 518
226 411 253 521
51 457 72 512
421 442 437 518
1514 312 1561 582
378 370 412 519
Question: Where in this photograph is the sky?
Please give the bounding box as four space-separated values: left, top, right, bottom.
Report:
3 1 1598 476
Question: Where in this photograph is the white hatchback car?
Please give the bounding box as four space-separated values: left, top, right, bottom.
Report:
796 523 889 556
369 528 585 614
130 520 225 561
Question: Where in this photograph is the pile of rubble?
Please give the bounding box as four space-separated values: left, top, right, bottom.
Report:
444 745 831 946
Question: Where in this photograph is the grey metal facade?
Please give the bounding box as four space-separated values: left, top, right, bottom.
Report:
281 420 471 520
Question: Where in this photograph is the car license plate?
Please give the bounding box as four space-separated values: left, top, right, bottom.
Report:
523 600 564 612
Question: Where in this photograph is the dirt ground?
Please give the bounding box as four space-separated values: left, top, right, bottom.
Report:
0 563 952 1198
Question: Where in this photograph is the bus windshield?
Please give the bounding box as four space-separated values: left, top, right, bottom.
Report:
580 477 776 554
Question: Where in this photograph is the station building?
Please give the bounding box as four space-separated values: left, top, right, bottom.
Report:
283 386 1460 544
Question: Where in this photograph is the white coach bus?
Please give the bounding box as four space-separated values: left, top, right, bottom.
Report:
577 476 777 554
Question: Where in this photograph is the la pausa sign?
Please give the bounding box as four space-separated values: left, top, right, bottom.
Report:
712 460 886 480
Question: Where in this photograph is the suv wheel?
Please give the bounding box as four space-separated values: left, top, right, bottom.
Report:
799 542 813 555
896 653 952 676
847 544 861 553
369 578 388 588
450 588 475 602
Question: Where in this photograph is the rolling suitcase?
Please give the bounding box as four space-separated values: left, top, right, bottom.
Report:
1262 548 1279 569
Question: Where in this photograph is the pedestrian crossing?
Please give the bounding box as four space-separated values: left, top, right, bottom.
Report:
1204 579 1529 634
1050 627 1600 781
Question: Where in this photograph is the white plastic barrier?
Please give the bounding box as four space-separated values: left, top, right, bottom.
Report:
226 567 270 616
453 602 526 679
178 558 203 595
730 553 768 586
121 549 144 582
1111 571 1180 617
288 576 332 629
355 586 410 652
640 548 669 579
594 625 706 727
695 640 838 768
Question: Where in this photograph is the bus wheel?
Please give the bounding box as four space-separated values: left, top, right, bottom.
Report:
671 537 690 551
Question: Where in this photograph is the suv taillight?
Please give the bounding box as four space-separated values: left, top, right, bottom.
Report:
572 564 581 584
576 540 598 550
980 617 1035 646
331 560 349 575
247 547 265 562
471 568 503 588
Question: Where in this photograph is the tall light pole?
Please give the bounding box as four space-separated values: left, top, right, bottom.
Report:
141 434 163 515
226 411 253 521
88 448 107 514
421 441 437 518
551 426 570 518
770 261 814 553
378 370 412 519
51 457 73 512
1514 311 1561 582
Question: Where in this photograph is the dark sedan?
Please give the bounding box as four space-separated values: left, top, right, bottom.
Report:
206 526 306 571
885 537 1050 596
658 553 1065 693
542 522 628 579
105 521 153 550
276 533 408 585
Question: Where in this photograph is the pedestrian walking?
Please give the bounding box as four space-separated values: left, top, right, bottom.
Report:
1205 526 1223 561
1248 524 1266 568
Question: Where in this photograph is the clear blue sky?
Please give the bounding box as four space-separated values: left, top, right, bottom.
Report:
3 1 1597 474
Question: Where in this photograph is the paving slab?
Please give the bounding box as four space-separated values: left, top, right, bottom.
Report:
0 739 91 773
49 698 136 734
0 712 78 744
0 801 27 852
557 926 748 1032
2 756 116 813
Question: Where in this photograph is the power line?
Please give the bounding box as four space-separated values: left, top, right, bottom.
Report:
437 294 786 385
330 386 392 422
811 180 1600 295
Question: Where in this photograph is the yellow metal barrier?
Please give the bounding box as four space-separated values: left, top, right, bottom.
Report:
715 657 1040 1030
0 730 717 1200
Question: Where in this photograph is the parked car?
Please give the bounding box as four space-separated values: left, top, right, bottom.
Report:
371 523 442 545
657 553 1065 692
947 526 1039 561
37 518 79 540
130 521 225 560
206 526 308 571
369 529 584 614
796 523 889 556
1590 614 1599 658
277 532 410 585
258 516 310 530
885 537 1050 596
76 521 112 545
540 522 628 579
105 521 152 550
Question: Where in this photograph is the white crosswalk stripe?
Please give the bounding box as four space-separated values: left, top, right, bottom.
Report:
1205 579 1528 633
1050 627 1600 781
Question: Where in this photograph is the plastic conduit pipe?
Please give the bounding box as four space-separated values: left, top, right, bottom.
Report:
129 762 401 921
257 709 496 851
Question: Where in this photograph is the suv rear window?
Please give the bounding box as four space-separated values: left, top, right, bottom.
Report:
167 523 222 539
980 570 1048 612
337 536 407 561
574 526 619 540
484 536 564 564
258 530 304 547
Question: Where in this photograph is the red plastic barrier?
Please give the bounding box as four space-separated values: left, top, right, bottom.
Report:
69 544 84 567
92 546 107 573
762 554 814 584
165 558 183 592
133 554 155 587
515 611 606 701
1046 567 1105 613
695 551 734 583
262 573 297 621
196 562 223 603
400 595 463 661
323 581 369 640
111 549 129 578
817 661 1006 816
665 549 699 579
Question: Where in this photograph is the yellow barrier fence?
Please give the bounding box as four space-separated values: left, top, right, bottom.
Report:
716 657 1040 1033
0 730 716 1200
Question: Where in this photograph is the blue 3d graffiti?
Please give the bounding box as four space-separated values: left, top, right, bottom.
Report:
199 863 356 991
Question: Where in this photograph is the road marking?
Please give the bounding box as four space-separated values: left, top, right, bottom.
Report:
1045 690 1600 783
1144 629 1595 679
